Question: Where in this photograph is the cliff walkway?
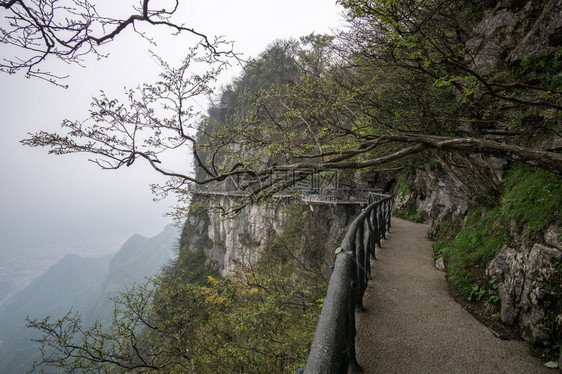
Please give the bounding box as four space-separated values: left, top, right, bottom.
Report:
302 194 550 373
190 185 377 205
196 185 548 372
354 217 549 374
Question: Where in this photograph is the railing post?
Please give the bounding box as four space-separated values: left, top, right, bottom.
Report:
369 209 378 257
347 253 361 373
375 206 383 247
389 200 392 229
355 224 366 312
378 205 386 240
364 217 374 278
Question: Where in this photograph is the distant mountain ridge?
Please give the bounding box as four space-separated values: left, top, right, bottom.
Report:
0 224 179 374
89 224 178 323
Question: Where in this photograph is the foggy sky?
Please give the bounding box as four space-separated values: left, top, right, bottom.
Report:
0 1 344 256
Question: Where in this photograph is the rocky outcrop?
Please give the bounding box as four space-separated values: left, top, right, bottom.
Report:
181 197 361 277
487 236 562 344
467 0 561 69
204 199 290 276
394 154 507 234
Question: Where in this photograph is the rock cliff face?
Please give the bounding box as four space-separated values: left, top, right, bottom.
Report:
394 154 507 234
180 197 361 277
183 198 290 276
487 230 562 345
468 0 562 69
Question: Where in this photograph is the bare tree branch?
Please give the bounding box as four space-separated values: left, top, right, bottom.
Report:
1 0 237 86
281 134 562 176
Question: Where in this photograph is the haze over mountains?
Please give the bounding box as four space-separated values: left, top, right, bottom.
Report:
0 237 123 307
0 224 178 374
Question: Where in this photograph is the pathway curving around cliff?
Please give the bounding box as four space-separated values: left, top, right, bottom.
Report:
355 217 551 374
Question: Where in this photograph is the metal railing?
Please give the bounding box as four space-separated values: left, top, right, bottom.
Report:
300 192 393 374
301 188 382 203
188 184 380 206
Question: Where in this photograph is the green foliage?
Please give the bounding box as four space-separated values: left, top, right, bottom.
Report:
499 165 562 243
517 49 562 92
468 283 486 301
204 238 214 249
193 38 332 187
172 215 220 285
466 278 500 305
544 361 559 369
435 164 562 296
394 198 426 223
192 264 324 373
396 170 413 196
488 278 500 305
263 205 307 265
430 214 461 243
174 246 217 286
393 168 429 222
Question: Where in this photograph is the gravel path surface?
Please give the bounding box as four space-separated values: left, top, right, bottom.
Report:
355 217 551 374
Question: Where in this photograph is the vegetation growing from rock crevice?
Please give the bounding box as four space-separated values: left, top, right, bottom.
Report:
433 164 562 347
396 199 427 223
435 165 562 291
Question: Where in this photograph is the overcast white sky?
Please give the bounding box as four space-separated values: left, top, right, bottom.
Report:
0 1 345 257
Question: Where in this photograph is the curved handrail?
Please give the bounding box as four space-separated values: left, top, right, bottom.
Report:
301 192 393 374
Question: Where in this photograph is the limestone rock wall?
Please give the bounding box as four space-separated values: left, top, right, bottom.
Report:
394 154 507 234
181 197 361 277
487 230 562 345
467 0 562 69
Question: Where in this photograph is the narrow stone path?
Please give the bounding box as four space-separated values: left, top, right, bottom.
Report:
355 217 551 374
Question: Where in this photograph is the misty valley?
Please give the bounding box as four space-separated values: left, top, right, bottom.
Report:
0 225 178 373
